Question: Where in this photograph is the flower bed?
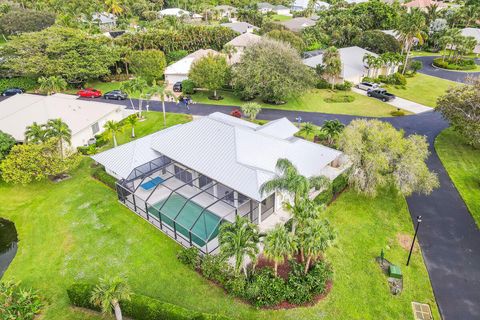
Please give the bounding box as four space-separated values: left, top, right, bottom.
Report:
433 57 477 71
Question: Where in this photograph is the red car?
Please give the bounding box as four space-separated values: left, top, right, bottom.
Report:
77 88 102 98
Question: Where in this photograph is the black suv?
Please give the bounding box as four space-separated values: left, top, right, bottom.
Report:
1 88 24 96
173 81 182 92
103 90 128 100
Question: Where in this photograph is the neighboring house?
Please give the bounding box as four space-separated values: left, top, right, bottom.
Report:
461 28 480 54
92 12 117 30
402 0 447 11
291 0 331 11
273 5 292 16
280 17 316 33
0 93 128 148
164 49 220 84
225 33 262 63
303 46 398 84
257 2 275 13
221 21 259 34
381 29 401 40
158 8 202 20
215 5 237 19
92 112 347 254
345 0 369 4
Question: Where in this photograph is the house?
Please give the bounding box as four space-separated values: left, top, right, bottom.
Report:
280 17 316 33
257 2 275 13
461 28 480 54
92 112 347 254
0 93 129 148
345 0 369 4
158 8 202 20
164 49 220 84
215 5 237 19
102 30 126 39
402 0 447 12
221 21 259 34
303 46 398 84
92 12 117 30
225 33 262 63
291 0 331 11
273 5 292 16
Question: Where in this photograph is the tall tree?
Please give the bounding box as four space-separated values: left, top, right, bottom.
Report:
104 120 122 147
120 77 148 118
263 225 297 277
146 84 174 128
0 9 55 35
46 118 72 158
189 53 229 100
130 49 167 85
322 46 342 90
396 9 426 74
90 276 132 320
105 0 124 16
38 76 67 95
126 114 138 138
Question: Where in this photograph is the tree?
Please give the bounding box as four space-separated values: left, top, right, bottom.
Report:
338 119 439 197
352 30 401 54
300 122 316 141
90 276 132 320
24 122 47 144
0 9 55 35
189 53 229 100
322 46 342 90
121 77 149 118
240 102 262 121
104 120 122 147
130 49 167 85
232 38 315 103
38 76 67 95
221 44 237 63
126 114 138 138
265 29 305 52
218 215 259 277
105 0 124 16
0 130 16 161
263 225 297 277
437 78 480 149
46 118 72 158
147 84 174 128
321 119 344 146
396 9 426 74
0 27 118 84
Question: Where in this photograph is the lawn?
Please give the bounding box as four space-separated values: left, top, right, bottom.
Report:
385 73 456 108
435 128 480 227
271 14 292 21
411 50 479 59
191 89 402 117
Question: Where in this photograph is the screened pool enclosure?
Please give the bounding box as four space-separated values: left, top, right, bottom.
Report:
115 155 275 254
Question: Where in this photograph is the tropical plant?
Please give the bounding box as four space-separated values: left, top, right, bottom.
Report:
37 76 67 95
147 84 175 128
24 122 47 144
218 215 259 277
300 122 316 141
263 224 297 277
104 120 122 147
0 131 16 162
105 0 123 16
45 118 72 158
126 114 138 138
322 46 342 90
120 77 148 118
240 102 262 121
90 276 132 320
321 119 344 146
0 281 43 320
396 9 427 74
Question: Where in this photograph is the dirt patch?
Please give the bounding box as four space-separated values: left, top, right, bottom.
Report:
397 233 419 252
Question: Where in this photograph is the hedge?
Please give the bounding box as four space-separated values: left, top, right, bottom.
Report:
0 77 37 92
433 57 477 71
92 167 117 189
67 283 235 320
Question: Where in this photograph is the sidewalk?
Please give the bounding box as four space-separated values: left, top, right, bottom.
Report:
352 88 433 114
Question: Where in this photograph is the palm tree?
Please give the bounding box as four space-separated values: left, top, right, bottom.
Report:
104 120 122 147
121 78 148 118
90 275 131 320
321 119 344 146
263 224 297 277
126 114 138 138
147 84 174 128
38 76 68 95
300 122 316 141
24 122 47 144
46 118 72 158
240 102 262 121
105 0 123 16
322 46 342 90
218 215 259 277
396 9 427 74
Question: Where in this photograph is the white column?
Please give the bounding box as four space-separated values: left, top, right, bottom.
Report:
258 201 262 224
192 171 199 188
213 184 218 198
234 191 238 207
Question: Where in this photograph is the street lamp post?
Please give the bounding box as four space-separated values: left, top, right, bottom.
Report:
295 116 302 128
406 215 422 266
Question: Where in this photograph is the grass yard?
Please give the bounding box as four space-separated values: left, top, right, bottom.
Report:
385 73 456 108
271 14 292 21
0 168 439 319
411 50 479 59
435 128 480 227
191 89 402 117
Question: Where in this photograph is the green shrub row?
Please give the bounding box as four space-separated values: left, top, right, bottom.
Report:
0 77 38 92
315 173 349 205
362 72 407 86
67 283 233 320
91 167 117 189
433 57 477 70
324 95 355 103
316 79 353 91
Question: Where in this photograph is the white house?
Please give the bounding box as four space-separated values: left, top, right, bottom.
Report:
92 112 348 253
225 33 262 63
92 12 117 30
215 5 237 19
461 28 480 54
291 0 331 11
273 5 292 16
164 49 220 84
0 93 129 148
303 46 398 84
158 8 202 20
221 22 259 34
257 2 275 13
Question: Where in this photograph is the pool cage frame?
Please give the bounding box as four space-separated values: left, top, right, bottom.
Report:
115 155 275 254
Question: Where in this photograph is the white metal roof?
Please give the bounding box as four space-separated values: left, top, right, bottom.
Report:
159 8 190 17
93 113 342 201
221 22 259 34
165 49 219 76
461 28 480 43
0 93 124 142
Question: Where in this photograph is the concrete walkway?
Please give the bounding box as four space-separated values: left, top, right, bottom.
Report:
352 87 433 114
413 56 480 84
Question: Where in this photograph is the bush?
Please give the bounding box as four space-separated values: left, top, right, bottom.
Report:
244 268 286 307
0 77 37 92
386 73 407 86
66 283 98 310
314 185 333 205
181 79 196 95
324 95 355 103
92 167 117 189
224 276 247 298
230 109 242 118
316 78 330 89
334 81 353 91
391 109 406 117
0 281 43 320
177 247 200 270
306 260 332 295
167 50 188 64
332 173 348 194
433 57 476 70
200 254 230 284
285 262 313 304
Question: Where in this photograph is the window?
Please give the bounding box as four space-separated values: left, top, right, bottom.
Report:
174 165 193 185
91 122 100 134
199 175 213 188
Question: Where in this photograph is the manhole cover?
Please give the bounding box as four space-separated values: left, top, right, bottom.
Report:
412 302 433 320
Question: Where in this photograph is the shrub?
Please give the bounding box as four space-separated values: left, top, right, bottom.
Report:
230 109 242 118
306 260 332 295
314 185 333 205
316 78 330 89
0 77 37 92
391 109 406 117
224 276 247 298
167 50 188 64
387 73 407 86
92 167 117 189
177 247 200 270
94 134 109 148
334 81 353 91
66 283 98 310
285 262 313 304
324 95 355 103
0 281 43 320
200 254 230 284
433 57 476 70
332 173 348 194
181 79 196 95
244 268 286 307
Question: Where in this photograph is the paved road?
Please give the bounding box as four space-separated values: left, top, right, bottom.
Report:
413 56 480 83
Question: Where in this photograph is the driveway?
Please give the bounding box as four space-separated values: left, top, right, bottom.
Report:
413 56 480 83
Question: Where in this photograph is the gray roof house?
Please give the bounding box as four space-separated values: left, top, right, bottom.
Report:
280 17 316 32
221 21 259 34
92 12 117 30
92 112 347 254
257 2 275 13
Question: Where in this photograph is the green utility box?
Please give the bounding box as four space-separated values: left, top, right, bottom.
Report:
389 265 403 279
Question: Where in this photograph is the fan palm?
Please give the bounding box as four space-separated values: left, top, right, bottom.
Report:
263 224 297 277
321 119 344 146
38 76 68 95
147 85 174 128
46 119 72 158
126 114 138 138
104 120 122 147
219 215 259 277
24 122 47 144
90 275 131 320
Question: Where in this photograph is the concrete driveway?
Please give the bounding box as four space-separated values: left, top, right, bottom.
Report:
413 56 480 83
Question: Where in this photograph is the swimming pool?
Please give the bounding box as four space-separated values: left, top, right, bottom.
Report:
141 177 165 190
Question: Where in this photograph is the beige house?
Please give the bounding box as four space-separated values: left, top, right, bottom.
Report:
225 33 262 64
164 49 220 85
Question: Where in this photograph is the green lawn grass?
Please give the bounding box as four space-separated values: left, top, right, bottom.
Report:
411 50 479 59
271 14 292 21
192 89 402 117
435 128 480 227
385 73 456 108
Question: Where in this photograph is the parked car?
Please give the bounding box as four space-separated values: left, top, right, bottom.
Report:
367 88 396 102
173 81 182 92
356 82 379 91
1 88 24 96
104 90 128 100
77 88 102 98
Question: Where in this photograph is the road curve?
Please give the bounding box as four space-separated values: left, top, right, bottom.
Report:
413 56 480 83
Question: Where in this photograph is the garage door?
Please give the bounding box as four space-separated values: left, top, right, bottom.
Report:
165 74 188 85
